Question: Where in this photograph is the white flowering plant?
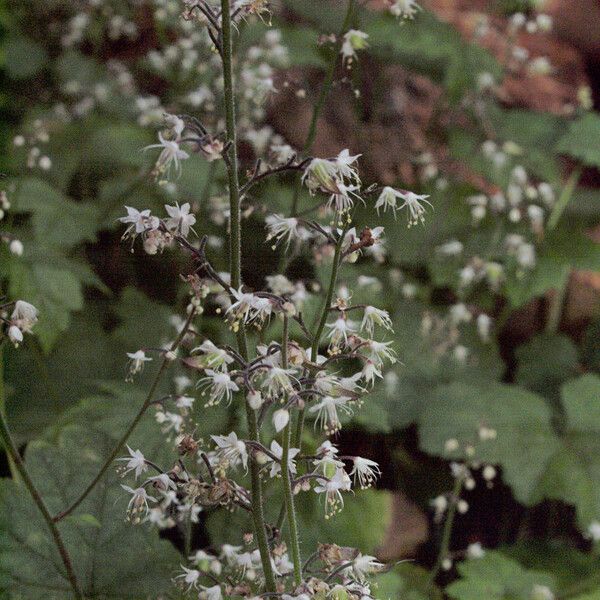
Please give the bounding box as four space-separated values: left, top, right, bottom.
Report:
1 1 600 600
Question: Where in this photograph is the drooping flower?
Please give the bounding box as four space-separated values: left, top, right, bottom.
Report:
389 0 421 19
341 30 369 64
175 565 201 592
308 395 353 434
144 133 190 178
198 584 223 600
335 149 361 183
164 202 196 237
117 445 148 479
376 188 432 226
325 317 358 348
121 485 157 522
197 369 240 407
268 440 300 478
350 553 385 581
126 350 152 380
364 340 397 365
350 457 381 489
118 206 159 236
273 408 290 433
211 432 248 471
191 340 234 371
314 468 352 518
360 306 393 337
265 214 309 250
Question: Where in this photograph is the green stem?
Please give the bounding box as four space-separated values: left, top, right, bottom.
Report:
548 167 582 231
294 225 347 449
0 410 84 599
219 0 276 591
427 477 463 587
53 308 196 522
290 0 356 216
279 316 302 586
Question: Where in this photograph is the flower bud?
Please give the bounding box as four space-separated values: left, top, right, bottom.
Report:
272 408 289 432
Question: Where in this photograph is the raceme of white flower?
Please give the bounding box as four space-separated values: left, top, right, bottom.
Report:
9 2 446 598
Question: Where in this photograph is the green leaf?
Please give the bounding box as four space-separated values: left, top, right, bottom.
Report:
556 113 600 167
419 382 561 505
515 333 579 401
13 177 100 248
4 34 48 79
447 551 556 600
0 427 180 599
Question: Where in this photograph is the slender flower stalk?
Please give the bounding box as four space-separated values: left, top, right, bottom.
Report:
219 0 276 590
279 315 302 586
53 307 197 522
0 409 83 599
290 0 356 216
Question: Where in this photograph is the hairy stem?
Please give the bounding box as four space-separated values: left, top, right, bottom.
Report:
219 0 276 591
53 308 196 522
280 316 302 586
0 409 83 599
290 0 356 216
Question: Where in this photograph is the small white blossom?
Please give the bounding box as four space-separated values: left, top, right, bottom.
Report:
268 440 299 478
350 553 385 581
164 202 196 237
265 214 309 250
341 30 369 64
144 133 189 178
314 468 351 518
309 396 353 434
126 350 152 380
361 306 393 337
117 446 148 479
350 457 381 489
121 485 156 522
466 542 486 559
389 0 421 19
175 565 201 591
197 369 239 407
273 408 290 432
211 432 248 471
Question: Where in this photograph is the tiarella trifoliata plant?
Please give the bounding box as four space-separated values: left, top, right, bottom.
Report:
108 1 428 597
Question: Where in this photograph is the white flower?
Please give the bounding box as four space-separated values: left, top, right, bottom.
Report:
121 485 156 521
364 340 397 365
517 243 536 269
11 300 38 332
335 149 361 183
325 317 358 348
211 432 248 471
361 360 383 386
117 445 148 479
164 202 196 237
308 396 353 434
197 369 239 407
586 521 600 542
148 473 177 492
199 584 222 600
126 350 152 379
155 411 184 435
361 306 393 337
144 132 189 178
175 395 195 410
192 340 234 371
531 585 555 600
351 553 385 581
261 366 297 398
350 457 381 489
376 188 431 226
314 468 351 518
175 565 201 591
9 239 23 256
8 325 23 346
328 182 362 213
436 239 463 256
265 214 309 250
227 288 274 328
118 206 159 235
466 542 485 559
220 544 243 565
302 158 340 195
341 30 369 63
477 314 492 343
273 408 290 432
268 440 299 478
389 0 421 19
